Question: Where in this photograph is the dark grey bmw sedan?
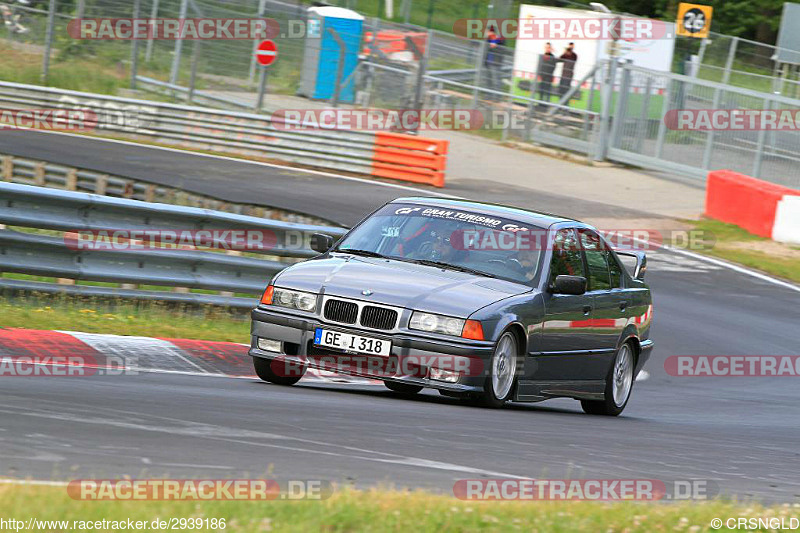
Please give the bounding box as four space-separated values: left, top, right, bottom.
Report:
249 197 653 415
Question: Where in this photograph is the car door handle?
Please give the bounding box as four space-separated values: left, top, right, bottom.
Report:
582 305 591 315
619 301 628 310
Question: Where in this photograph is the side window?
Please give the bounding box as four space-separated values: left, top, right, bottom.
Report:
579 230 611 291
608 252 624 289
549 229 584 282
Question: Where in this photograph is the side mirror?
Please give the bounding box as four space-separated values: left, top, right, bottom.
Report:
634 254 647 281
310 233 334 254
550 275 587 295
616 250 647 281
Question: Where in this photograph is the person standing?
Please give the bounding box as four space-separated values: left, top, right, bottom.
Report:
537 42 556 102
558 43 578 99
484 25 506 99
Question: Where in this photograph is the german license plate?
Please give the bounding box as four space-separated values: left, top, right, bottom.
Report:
314 328 391 356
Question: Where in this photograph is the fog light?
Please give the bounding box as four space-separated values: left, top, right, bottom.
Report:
429 367 460 383
257 338 282 353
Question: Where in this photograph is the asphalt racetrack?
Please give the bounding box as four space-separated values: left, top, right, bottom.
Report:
1 131 798 502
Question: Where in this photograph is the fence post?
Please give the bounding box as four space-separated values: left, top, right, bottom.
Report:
633 76 652 152
472 39 487 109
752 98 771 178
188 41 201 103
411 29 432 125
249 0 268 84
654 79 672 160
328 28 346 108
593 59 617 161
130 0 141 89
41 0 56 85
609 61 631 149
169 0 189 87
144 0 159 62
721 37 738 85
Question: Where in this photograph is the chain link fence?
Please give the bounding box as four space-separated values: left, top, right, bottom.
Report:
0 0 799 188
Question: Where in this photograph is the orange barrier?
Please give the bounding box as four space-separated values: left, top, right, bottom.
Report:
705 169 800 238
371 132 449 188
362 31 428 59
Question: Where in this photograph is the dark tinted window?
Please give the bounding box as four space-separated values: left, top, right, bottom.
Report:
579 230 611 291
550 229 584 281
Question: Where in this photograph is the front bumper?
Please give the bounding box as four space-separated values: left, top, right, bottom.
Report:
249 306 495 393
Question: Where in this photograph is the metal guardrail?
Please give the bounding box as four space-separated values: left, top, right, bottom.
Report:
0 182 347 307
0 81 379 176
0 153 336 226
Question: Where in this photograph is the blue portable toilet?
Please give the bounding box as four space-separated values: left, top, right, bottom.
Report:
300 6 364 103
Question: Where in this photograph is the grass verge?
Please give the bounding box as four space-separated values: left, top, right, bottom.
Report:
0 296 250 343
681 218 800 284
0 484 794 532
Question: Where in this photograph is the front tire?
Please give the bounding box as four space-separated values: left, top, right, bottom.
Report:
581 342 635 416
384 381 423 394
253 356 305 386
475 331 518 408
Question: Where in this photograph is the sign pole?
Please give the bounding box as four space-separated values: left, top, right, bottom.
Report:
255 67 268 112
253 39 278 113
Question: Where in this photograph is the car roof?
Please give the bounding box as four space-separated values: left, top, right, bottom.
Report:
390 197 580 228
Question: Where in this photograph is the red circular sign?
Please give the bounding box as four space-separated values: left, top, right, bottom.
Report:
256 40 278 66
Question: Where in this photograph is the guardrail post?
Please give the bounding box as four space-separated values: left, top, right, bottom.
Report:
34 163 45 186
2 156 12 181
65 169 77 191
95 175 108 195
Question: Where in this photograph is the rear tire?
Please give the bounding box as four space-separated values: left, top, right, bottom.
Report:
581 342 635 416
253 356 305 386
475 331 518 408
384 381 423 394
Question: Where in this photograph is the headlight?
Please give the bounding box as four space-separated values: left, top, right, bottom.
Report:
409 311 465 336
269 287 318 312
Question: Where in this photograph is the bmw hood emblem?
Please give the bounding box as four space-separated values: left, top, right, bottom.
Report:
361 289 373 296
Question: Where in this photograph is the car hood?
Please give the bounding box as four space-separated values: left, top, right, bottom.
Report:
272 254 532 317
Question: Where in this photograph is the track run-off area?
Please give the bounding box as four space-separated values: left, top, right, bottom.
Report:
0 130 798 503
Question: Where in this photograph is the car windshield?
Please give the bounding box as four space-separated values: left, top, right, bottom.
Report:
334 203 546 284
